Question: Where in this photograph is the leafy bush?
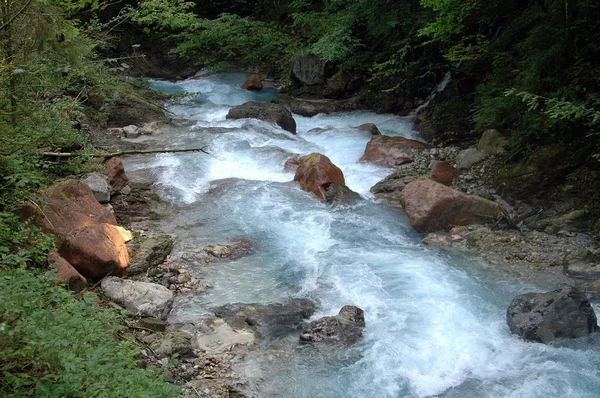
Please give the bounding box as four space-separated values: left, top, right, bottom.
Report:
0 268 180 397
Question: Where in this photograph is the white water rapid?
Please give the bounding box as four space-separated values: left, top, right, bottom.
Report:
124 72 600 398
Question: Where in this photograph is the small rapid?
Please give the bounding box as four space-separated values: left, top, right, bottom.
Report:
124 73 600 398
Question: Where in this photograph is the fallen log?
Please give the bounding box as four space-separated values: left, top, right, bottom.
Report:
42 146 210 160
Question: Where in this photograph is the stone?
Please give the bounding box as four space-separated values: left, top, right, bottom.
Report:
294 153 345 201
59 223 129 280
360 135 430 168
226 101 296 134
241 74 263 90
47 249 87 292
101 276 174 320
116 226 134 242
21 180 117 241
370 165 419 204
138 121 158 135
291 54 329 86
81 172 111 204
104 94 168 128
429 161 458 186
455 148 487 169
122 125 140 138
506 284 598 344
477 129 505 155
139 317 168 332
195 319 255 354
273 94 360 116
299 305 365 344
324 183 361 206
104 158 130 193
357 123 380 135
103 203 114 213
203 238 254 260
126 235 174 276
284 157 301 173
400 179 503 232
564 249 600 279
151 331 195 358
107 127 123 137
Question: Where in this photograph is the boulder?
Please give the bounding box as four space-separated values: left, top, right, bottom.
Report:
21 180 117 240
226 101 296 134
291 54 329 86
284 157 301 173
360 135 430 168
294 153 345 201
370 166 419 204
357 123 380 135
564 249 600 279
151 331 195 358
455 148 487 169
300 305 365 344
241 74 263 91
429 161 458 186
324 183 361 206
477 129 505 155
104 158 130 193
400 179 503 232
273 94 360 116
59 223 129 279
47 249 87 292
506 284 598 344
126 235 174 276
81 172 111 204
122 125 140 138
203 238 255 260
104 94 168 128
101 276 174 320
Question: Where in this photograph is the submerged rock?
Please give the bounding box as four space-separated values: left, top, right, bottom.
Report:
400 179 503 232
357 123 380 135
294 153 346 201
226 101 296 134
101 276 174 320
360 135 429 168
203 238 255 260
300 305 365 344
506 284 598 344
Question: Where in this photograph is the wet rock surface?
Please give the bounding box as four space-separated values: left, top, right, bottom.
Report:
300 305 365 344
226 101 296 134
294 153 346 201
506 284 598 344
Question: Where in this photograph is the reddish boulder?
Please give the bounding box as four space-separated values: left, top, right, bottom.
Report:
430 161 458 186
59 223 129 280
241 74 263 91
360 135 429 167
400 179 503 233
284 157 301 173
48 249 87 292
294 153 345 201
104 158 130 192
21 180 116 240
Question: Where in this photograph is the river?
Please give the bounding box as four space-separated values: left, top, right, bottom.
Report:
123 72 600 398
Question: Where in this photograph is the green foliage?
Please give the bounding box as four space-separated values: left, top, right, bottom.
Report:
0 268 180 397
419 0 476 43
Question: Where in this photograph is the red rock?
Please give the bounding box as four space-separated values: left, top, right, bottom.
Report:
430 161 458 186
294 153 345 201
59 223 129 280
360 135 430 167
241 74 263 91
21 180 117 240
104 158 130 192
400 179 502 233
48 249 87 292
284 157 301 173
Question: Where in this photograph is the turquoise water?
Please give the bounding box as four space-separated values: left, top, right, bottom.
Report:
124 72 600 398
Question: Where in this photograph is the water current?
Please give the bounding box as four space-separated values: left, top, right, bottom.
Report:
124 72 600 398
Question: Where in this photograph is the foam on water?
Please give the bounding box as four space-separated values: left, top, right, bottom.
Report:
123 73 600 398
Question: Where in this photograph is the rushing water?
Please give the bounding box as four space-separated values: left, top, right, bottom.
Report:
124 72 600 398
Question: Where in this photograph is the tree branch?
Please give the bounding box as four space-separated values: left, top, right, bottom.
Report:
0 0 35 31
42 146 211 160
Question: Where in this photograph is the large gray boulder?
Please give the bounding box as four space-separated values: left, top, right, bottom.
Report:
506 284 598 344
300 305 365 344
226 101 296 134
455 148 487 169
81 172 111 204
292 54 328 86
101 277 174 320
